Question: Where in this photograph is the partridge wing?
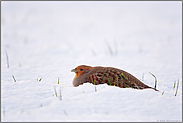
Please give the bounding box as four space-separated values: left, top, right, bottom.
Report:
86 67 153 89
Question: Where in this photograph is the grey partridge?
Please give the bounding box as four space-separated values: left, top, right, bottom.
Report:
71 65 158 91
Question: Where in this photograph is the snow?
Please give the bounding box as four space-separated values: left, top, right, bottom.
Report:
1 1 182 122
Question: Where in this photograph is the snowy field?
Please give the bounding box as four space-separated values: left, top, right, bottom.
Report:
1 1 182 122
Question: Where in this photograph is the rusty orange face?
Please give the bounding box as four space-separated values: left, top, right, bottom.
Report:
71 65 92 77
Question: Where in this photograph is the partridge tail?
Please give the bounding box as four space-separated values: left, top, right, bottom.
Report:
144 86 159 92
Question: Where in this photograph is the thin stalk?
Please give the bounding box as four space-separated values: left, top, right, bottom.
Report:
94 79 96 85
116 75 119 87
114 39 118 55
121 73 133 88
105 40 113 56
106 73 111 85
173 81 176 88
58 77 59 84
94 79 97 92
59 88 62 100
142 73 144 81
100 70 107 84
5 50 9 68
95 86 97 92
162 91 164 95
54 86 57 97
149 72 157 90
91 48 96 56
63 110 67 115
39 78 42 82
87 77 89 83
12 75 16 82
119 74 127 88
175 79 179 96
3 108 5 116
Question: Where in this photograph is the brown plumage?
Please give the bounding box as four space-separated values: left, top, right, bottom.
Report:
71 65 158 91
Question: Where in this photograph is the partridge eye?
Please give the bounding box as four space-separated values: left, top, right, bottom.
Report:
80 69 83 71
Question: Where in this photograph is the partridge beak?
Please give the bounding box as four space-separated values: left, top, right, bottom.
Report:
71 68 77 72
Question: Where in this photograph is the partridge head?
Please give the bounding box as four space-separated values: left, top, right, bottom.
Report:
71 65 158 91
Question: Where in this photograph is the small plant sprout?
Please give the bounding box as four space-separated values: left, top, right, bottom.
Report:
106 73 111 85
95 86 97 92
3 108 5 116
94 79 97 92
87 77 89 83
119 74 127 88
54 86 57 97
12 75 16 82
116 75 119 87
59 88 62 100
142 73 144 81
63 110 67 115
149 72 157 90
100 71 107 84
58 77 59 84
94 79 96 85
121 73 134 88
114 39 118 55
37 78 42 82
105 40 114 56
91 48 96 56
39 78 42 82
173 81 176 88
162 91 164 95
175 79 179 96
5 50 9 68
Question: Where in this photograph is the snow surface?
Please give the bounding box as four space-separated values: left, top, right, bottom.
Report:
1 1 182 122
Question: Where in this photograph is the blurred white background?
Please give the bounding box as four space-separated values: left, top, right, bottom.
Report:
1 1 182 121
